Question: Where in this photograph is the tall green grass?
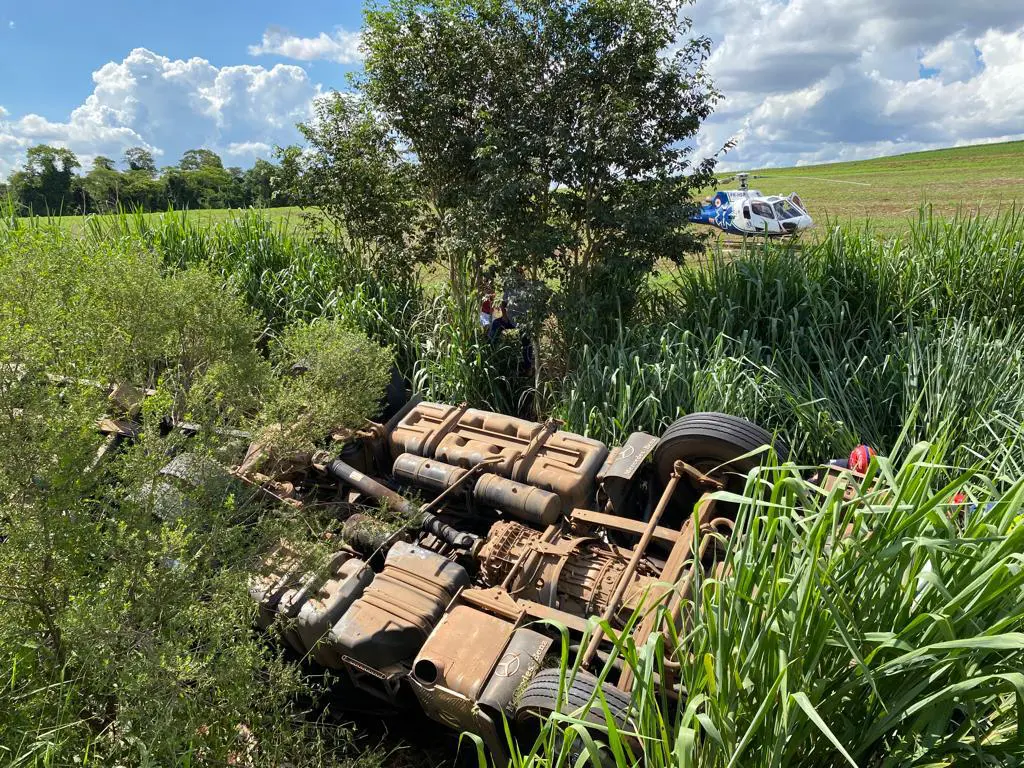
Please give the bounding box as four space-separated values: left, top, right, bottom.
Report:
81 208 425 373
551 209 1024 466
516 441 1024 766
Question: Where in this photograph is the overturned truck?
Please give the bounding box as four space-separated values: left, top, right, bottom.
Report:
246 398 790 758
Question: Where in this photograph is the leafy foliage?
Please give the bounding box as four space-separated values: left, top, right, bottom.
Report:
363 0 721 333
259 319 395 454
286 94 417 260
6 145 81 215
0 227 271 425
4 144 297 216
0 226 399 767
81 208 425 361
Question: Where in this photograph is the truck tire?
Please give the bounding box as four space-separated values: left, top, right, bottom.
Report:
515 668 633 729
653 412 786 518
514 669 634 766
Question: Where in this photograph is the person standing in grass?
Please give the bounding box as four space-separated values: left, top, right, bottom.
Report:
479 268 495 330
489 265 536 374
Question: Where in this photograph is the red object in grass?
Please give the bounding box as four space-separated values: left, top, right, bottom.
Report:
951 492 967 506
849 444 876 474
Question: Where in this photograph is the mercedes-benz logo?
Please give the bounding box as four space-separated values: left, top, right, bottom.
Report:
494 652 521 678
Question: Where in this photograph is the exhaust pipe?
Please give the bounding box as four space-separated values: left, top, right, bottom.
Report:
324 455 480 551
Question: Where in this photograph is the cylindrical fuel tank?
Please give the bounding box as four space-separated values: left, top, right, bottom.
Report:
326 541 470 670
392 453 469 493
388 403 609 510
473 474 561 525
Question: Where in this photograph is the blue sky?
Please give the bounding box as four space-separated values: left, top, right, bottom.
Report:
1 0 1023 178
0 1 361 118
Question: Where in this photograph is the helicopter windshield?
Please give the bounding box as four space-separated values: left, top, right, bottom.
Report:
773 199 804 220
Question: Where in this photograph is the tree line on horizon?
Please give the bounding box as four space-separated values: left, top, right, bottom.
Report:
0 144 299 216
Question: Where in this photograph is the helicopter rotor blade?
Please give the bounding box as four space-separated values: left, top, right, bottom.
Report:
754 174 871 187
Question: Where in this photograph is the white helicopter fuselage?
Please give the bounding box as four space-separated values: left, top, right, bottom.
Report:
691 177 815 237
720 189 813 236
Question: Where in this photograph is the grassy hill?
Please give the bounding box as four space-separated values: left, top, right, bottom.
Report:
718 140 1024 233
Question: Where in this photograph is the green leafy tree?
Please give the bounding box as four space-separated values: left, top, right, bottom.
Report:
241 158 279 207
123 146 157 177
225 166 246 207
363 0 720 333
118 148 166 210
164 166 235 209
121 172 166 211
8 144 82 214
162 150 244 209
287 94 417 258
83 155 122 212
180 148 225 171
273 146 306 206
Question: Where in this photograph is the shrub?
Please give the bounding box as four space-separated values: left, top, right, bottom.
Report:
0 225 386 767
258 319 395 455
0 227 271 425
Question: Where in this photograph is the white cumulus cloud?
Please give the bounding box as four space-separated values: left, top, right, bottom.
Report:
0 48 322 179
689 0 1024 169
4 6 1022 180
921 33 982 82
248 26 364 65
226 141 273 157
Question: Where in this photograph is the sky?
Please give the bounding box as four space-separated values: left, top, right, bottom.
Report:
1 0 1023 179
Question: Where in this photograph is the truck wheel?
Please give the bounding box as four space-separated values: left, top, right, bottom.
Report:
514 669 633 765
514 667 633 733
653 412 787 518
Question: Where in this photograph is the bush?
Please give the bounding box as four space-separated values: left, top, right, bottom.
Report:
258 319 395 454
0 225 390 767
0 227 271 425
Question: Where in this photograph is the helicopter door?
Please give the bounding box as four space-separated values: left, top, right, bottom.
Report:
749 201 781 234
739 203 753 233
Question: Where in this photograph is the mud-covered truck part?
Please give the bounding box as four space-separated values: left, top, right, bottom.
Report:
388 403 608 511
253 539 470 701
476 520 659 618
248 408 788 764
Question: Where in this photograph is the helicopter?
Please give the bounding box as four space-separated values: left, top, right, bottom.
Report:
689 172 814 237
